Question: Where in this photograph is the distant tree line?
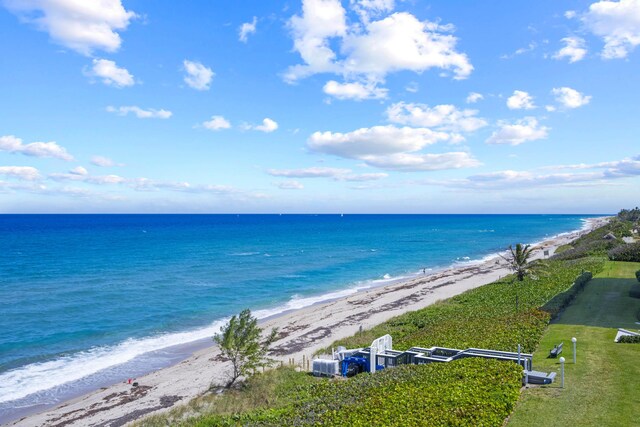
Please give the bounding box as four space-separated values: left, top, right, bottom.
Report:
618 207 640 222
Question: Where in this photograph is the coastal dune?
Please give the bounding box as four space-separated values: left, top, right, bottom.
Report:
6 218 609 427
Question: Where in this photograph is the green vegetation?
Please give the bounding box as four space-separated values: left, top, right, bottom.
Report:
267 359 521 427
507 261 640 427
214 309 278 387
504 243 536 282
608 242 640 262
551 218 630 261
137 360 521 427
541 271 592 319
554 244 573 254
325 258 603 354
618 335 640 343
636 270 640 282
502 243 539 312
617 207 640 222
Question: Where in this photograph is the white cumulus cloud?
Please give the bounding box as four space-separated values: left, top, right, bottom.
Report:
4 0 136 55
183 60 214 91
0 166 41 181
91 156 120 167
340 12 472 80
106 106 172 119
252 118 279 133
506 90 536 110
239 16 257 42
554 37 588 63
268 167 351 178
363 152 480 172
323 80 388 100
309 125 449 158
285 2 472 97
351 0 395 22
386 102 487 133
276 180 304 190
565 10 578 19
87 59 134 88
433 155 640 190
583 0 640 59
552 87 592 109
340 172 389 181
287 0 347 81
307 125 478 172
486 117 549 146
49 169 127 185
203 116 232 131
69 166 88 176
0 135 73 161
466 92 484 104
267 167 388 181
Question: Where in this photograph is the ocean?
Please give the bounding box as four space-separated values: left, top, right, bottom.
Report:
0 214 597 421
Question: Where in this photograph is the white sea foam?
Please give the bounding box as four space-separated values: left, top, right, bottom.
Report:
0 274 391 405
0 318 228 404
252 284 375 319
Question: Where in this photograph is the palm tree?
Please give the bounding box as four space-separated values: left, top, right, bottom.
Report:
505 243 535 281
502 243 535 312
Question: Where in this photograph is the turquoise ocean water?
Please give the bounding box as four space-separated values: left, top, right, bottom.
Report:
0 214 598 421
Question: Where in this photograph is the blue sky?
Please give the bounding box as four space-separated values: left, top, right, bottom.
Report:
0 0 639 213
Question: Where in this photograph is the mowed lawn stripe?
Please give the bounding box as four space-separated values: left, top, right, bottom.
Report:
508 261 640 426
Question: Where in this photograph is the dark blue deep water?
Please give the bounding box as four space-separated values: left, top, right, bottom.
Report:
0 214 597 419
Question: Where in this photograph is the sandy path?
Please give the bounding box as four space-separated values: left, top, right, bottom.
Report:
5 217 609 427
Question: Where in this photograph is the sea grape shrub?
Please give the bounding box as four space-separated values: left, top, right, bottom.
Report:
618 335 640 344
241 360 522 427
607 243 640 262
327 257 604 355
187 360 521 426
552 240 617 260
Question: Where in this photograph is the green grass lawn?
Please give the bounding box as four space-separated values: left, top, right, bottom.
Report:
508 262 640 426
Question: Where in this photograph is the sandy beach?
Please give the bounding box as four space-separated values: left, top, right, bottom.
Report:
4 217 610 427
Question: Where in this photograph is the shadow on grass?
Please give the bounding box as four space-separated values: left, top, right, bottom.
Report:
543 277 640 330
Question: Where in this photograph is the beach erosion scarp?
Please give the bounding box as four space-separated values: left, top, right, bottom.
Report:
3 216 611 427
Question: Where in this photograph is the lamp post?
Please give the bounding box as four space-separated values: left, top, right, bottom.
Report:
572 337 577 364
559 357 565 388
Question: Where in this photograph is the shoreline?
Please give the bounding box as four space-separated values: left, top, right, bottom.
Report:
3 216 611 427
